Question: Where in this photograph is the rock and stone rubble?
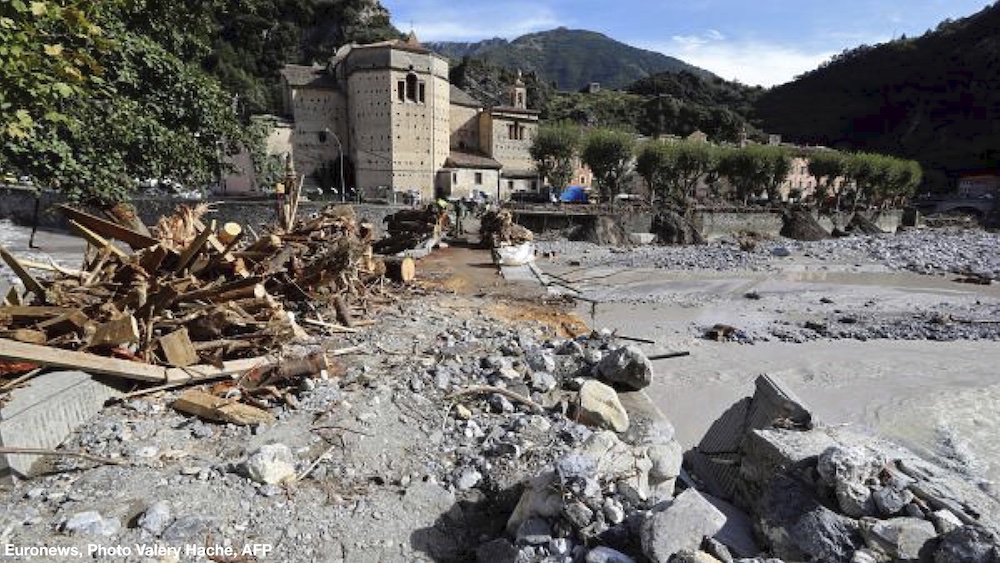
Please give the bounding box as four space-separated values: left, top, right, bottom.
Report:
538 228 1000 281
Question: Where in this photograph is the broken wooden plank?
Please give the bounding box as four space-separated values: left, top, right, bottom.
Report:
19 259 84 277
36 310 89 337
138 244 169 274
68 220 128 260
0 244 46 297
171 389 275 425
2 329 47 345
0 338 166 382
57 204 159 250
88 315 140 348
0 306 72 321
158 328 198 367
173 220 215 273
3 286 22 306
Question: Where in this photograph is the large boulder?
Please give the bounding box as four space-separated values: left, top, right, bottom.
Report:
780 206 830 241
817 445 884 518
594 346 654 390
641 489 727 563
651 208 704 245
576 380 630 433
758 475 862 563
933 525 1000 563
860 517 937 561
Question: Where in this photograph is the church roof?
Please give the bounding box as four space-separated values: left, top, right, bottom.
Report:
445 150 503 170
450 86 482 108
491 105 541 116
279 65 339 89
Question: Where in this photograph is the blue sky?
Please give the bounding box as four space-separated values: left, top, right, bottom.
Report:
381 0 993 87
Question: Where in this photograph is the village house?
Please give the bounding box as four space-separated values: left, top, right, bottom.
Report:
227 33 540 201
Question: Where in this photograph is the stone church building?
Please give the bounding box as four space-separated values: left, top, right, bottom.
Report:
249 33 540 201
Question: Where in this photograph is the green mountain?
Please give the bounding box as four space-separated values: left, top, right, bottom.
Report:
754 3 1000 191
427 28 713 91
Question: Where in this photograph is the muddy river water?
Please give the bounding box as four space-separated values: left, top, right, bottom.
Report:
553 260 1000 482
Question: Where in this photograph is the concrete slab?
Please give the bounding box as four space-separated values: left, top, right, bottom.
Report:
0 370 120 479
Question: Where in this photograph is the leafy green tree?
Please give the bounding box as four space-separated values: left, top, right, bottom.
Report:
636 140 714 207
718 146 771 204
0 0 112 141
1 0 244 202
806 150 847 204
759 145 793 204
580 128 635 202
530 121 580 192
636 142 675 204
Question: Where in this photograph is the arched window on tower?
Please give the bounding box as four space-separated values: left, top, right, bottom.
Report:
406 73 418 102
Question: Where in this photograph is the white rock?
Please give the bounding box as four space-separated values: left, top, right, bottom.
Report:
244 444 296 485
577 380 629 433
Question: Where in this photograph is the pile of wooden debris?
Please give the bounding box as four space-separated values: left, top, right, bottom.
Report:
479 209 533 249
0 203 399 407
373 204 449 255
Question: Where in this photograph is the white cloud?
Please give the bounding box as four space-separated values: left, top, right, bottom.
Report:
642 33 836 87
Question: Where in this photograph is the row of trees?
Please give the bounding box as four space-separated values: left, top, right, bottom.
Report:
530 123 923 210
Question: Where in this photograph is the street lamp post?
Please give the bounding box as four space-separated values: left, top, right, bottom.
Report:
324 128 345 202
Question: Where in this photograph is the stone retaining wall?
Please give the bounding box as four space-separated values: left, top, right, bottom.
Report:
0 186 406 238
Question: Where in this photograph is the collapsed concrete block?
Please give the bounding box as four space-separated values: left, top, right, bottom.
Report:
641 489 727 563
0 370 120 479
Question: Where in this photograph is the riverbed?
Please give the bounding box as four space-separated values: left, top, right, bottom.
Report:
539 241 1000 482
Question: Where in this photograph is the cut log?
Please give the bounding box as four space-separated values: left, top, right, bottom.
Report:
333 295 354 328
68 220 129 259
158 328 198 367
0 338 167 382
171 389 275 425
0 244 46 297
174 276 264 305
276 351 330 379
164 356 278 383
247 234 282 253
58 205 159 250
89 315 141 348
383 256 416 283
218 222 243 245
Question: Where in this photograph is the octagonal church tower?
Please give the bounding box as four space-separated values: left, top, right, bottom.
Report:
337 32 450 199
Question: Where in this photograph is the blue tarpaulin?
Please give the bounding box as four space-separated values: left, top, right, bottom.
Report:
560 185 588 203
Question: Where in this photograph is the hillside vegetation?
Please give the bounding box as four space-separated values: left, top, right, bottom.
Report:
754 2 1000 190
428 27 713 91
